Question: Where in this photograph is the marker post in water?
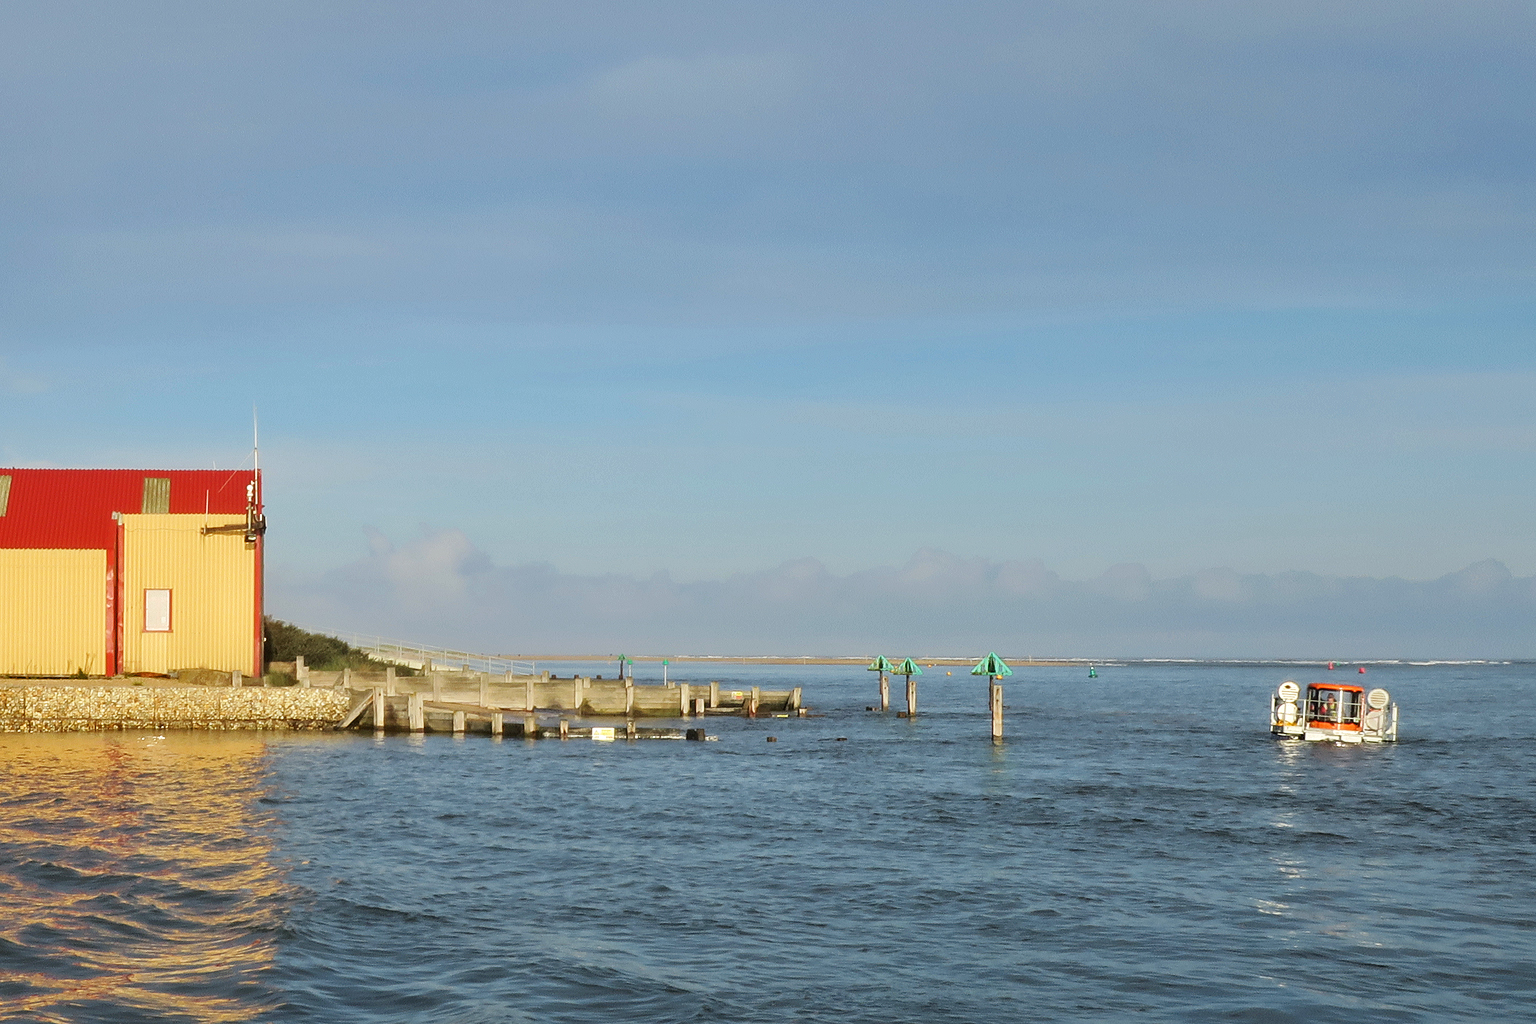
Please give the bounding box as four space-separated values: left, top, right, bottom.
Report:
868 656 895 711
896 658 923 715
972 652 1013 741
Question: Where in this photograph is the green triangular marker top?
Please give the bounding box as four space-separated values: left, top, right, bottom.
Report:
896 658 923 676
868 656 895 672
970 652 1013 677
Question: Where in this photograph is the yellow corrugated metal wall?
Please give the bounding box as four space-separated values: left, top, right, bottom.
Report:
120 514 255 675
0 549 108 676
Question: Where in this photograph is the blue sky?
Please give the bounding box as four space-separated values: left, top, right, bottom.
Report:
3 2 1533 653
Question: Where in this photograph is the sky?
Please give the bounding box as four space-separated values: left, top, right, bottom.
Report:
2 2 1533 655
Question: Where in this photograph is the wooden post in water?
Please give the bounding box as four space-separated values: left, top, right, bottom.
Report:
868 657 894 711
559 718 569 740
372 687 386 730
694 696 706 716
626 719 636 741
750 686 761 717
896 659 922 717
709 681 719 709
523 711 537 738
972 653 1012 743
680 683 691 717
385 666 396 697
490 712 503 737
452 710 466 735
573 676 583 712
790 687 803 711
408 692 424 732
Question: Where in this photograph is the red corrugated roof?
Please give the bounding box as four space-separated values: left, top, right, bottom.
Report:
0 469 258 550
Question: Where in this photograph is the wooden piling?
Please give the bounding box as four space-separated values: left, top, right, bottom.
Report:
490 712 504 737
372 687 386 730
680 682 691 716
625 681 635 716
626 719 637 741
408 692 424 732
296 655 308 687
385 666 396 697
709 681 719 709
525 677 534 713
990 682 1003 742
906 677 917 716
790 687 802 711
524 712 537 738
559 718 569 740
694 696 706 716
453 710 466 735
878 674 888 711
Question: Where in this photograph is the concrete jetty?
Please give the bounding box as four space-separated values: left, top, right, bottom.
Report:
0 666 803 735
329 668 803 734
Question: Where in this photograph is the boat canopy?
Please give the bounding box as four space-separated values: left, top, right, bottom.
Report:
1305 683 1363 729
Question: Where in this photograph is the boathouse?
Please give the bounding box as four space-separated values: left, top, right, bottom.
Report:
0 469 264 677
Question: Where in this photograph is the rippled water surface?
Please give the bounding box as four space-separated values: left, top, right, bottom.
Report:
2 663 1533 1022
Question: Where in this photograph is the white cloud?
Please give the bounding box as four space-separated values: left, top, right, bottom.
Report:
0 358 47 394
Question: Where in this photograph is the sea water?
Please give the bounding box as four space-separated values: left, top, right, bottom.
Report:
1 662 1532 1023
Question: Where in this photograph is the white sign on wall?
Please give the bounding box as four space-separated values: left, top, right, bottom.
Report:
144 589 171 632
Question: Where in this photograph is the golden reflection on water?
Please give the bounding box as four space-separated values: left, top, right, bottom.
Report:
0 732 289 1022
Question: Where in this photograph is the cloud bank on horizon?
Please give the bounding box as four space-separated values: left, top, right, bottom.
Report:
271 529 1536 659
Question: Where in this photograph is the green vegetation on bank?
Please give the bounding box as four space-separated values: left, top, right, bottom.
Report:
263 618 416 674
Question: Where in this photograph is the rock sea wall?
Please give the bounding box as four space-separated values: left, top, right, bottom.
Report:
0 683 351 732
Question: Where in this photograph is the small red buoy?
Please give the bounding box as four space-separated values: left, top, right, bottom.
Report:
1358 666 1367 674
1327 661 1335 670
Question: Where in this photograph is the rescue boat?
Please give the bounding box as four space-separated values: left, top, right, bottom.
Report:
1270 680 1398 742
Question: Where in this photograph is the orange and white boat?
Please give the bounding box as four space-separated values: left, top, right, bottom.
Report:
1270 681 1398 742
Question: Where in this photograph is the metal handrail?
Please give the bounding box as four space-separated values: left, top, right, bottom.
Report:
317 629 535 677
